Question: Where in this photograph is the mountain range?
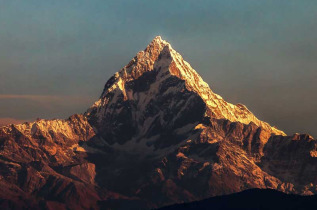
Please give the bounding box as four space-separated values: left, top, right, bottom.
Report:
0 36 316 209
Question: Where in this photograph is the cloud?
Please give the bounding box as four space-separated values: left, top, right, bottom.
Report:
0 94 96 121
0 94 58 100
0 118 28 126
0 94 95 104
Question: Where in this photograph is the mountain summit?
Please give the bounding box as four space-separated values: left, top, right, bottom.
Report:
88 36 284 134
86 36 284 148
0 36 316 209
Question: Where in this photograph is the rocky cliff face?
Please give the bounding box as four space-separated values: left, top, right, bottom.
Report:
0 36 316 209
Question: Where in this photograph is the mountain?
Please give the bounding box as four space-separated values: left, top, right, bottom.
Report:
0 36 316 209
159 189 317 210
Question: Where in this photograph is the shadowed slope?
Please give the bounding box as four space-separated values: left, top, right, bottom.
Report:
159 189 317 210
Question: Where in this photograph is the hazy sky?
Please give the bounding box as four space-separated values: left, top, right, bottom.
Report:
0 0 316 137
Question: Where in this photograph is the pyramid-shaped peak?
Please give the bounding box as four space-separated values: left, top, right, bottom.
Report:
105 36 178 85
151 35 166 44
144 36 171 54
87 37 286 137
97 36 215 103
153 35 163 42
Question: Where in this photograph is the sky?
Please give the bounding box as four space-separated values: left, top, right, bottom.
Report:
0 0 316 137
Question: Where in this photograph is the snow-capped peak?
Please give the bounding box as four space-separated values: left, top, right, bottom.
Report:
86 36 285 136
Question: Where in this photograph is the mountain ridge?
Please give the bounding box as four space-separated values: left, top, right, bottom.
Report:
158 188 317 210
0 36 316 209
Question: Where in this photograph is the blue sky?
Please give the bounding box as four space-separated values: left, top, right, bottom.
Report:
0 0 316 136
